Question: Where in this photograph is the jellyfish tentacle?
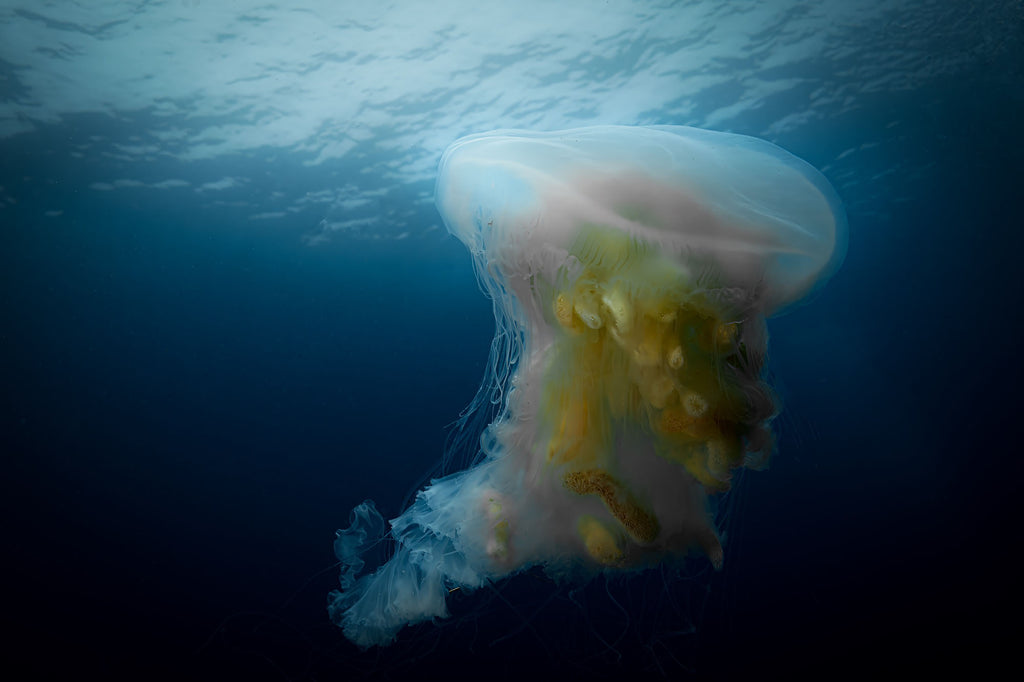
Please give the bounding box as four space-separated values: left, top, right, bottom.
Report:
563 469 660 544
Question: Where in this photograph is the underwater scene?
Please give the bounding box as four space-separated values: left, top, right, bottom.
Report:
2 1 1020 680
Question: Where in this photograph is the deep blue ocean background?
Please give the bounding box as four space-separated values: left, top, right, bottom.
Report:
2 1 1021 679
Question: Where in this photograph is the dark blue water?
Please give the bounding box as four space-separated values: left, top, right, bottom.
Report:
3 2 1021 680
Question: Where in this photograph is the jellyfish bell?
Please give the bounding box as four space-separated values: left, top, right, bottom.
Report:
329 125 846 648
435 125 845 316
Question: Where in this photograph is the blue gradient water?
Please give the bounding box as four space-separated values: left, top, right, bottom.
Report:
2 1 1020 679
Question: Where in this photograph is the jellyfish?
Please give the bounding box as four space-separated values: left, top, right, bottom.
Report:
328 125 846 648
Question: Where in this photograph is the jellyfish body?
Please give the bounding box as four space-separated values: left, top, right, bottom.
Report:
329 125 846 648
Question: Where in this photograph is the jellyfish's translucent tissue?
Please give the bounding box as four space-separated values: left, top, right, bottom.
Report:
328 125 846 648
